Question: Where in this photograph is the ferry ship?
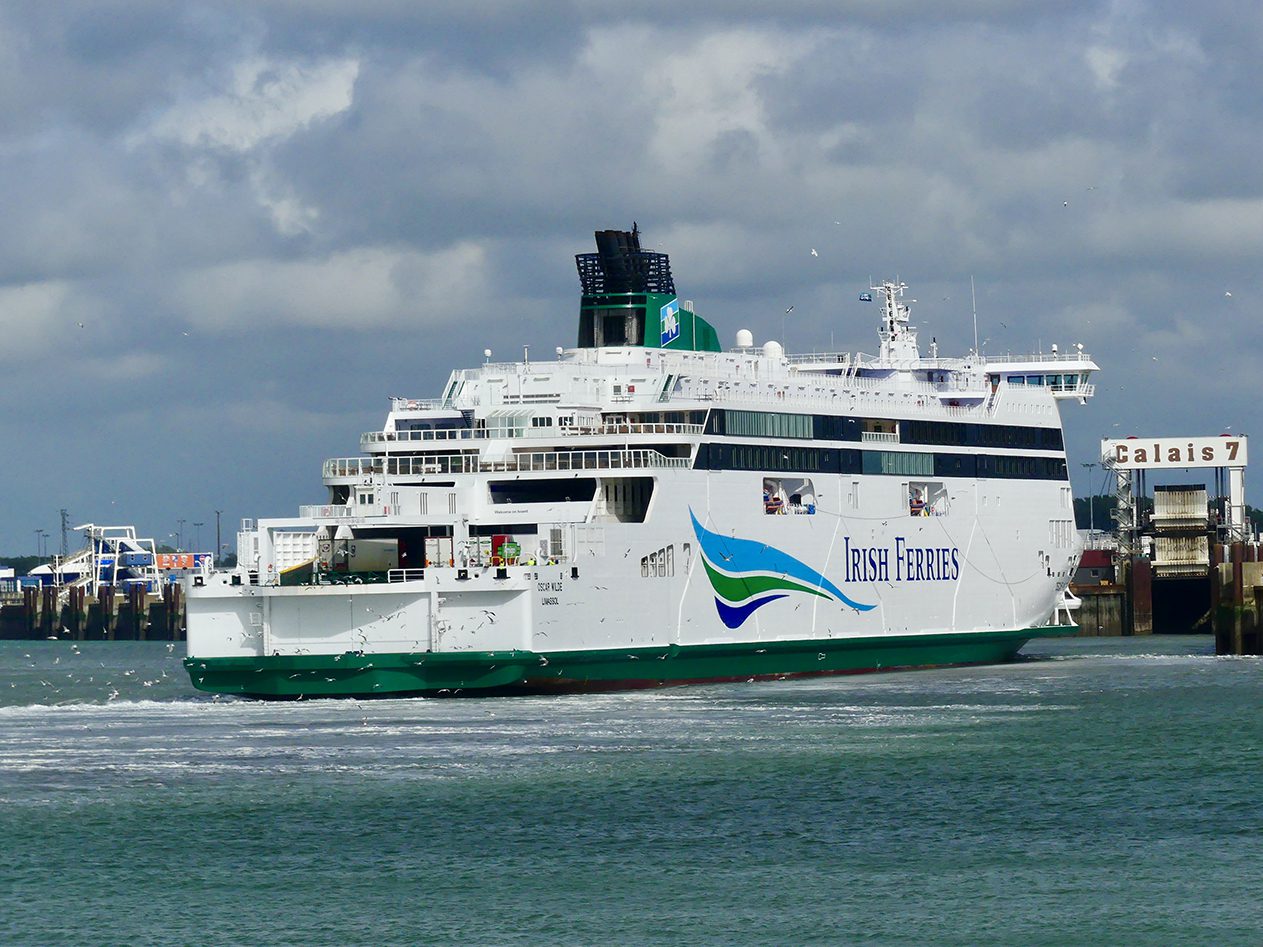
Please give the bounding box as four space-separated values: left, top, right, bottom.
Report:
184 225 1097 697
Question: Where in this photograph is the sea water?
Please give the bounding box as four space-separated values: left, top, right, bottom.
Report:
1 636 1260 946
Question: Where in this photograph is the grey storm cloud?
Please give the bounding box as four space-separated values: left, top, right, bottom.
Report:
1 0 1260 550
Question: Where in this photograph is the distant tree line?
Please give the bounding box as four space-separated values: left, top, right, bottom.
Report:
1073 495 1119 531
0 555 42 575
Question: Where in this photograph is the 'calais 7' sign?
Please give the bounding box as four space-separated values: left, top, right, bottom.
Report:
1102 435 1248 469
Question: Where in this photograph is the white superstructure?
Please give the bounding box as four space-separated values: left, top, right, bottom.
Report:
185 230 1097 697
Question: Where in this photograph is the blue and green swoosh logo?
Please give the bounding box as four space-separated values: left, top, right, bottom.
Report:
689 509 876 629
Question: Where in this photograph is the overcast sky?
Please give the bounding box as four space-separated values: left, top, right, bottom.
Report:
2 1 1259 554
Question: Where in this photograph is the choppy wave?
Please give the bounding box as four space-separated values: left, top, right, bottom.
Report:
1039 651 1229 662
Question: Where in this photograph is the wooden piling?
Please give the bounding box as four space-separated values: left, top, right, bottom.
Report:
1231 542 1246 655
101 586 116 640
1127 556 1153 636
3 584 185 642
24 587 37 637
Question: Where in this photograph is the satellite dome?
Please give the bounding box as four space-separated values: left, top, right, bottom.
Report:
735 329 754 348
762 340 784 359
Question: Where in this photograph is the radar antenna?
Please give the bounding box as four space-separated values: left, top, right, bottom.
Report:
873 280 920 362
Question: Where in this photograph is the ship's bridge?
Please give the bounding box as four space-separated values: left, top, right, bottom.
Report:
980 350 1099 401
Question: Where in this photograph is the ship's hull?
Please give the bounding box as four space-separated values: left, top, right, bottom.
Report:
181 240 1097 699
185 625 1072 698
186 445 1082 698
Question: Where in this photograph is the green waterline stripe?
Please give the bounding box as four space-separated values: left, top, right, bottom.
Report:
186 626 1075 674
184 626 1077 697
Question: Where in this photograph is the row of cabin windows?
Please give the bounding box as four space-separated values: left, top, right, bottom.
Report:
607 410 708 426
723 411 814 439
1001 373 1087 388
694 443 1069 481
704 409 1063 451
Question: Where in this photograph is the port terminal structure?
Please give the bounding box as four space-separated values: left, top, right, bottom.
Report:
1087 434 1261 654
0 524 206 641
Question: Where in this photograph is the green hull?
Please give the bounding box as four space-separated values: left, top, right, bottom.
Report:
184 626 1074 699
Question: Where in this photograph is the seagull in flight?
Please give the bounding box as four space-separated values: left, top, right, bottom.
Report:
810 248 818 257
1225 291 1232 297
785 305 794 314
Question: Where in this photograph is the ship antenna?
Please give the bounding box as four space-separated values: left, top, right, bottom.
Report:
970 275 979 356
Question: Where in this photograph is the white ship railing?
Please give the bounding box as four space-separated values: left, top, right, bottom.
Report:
388 568 426 583
298 505 354 518
495 449 689 472
694 372 989 399
784 352 852 366
324 449 688 480
982 352 1094 365
861 431 899 443
1050 382 1095 397
360 422 704 450
390 397 450 411
596 422 704 436
695 383 985 415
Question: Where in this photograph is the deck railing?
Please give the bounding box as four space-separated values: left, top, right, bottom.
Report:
297 504 354 518
389 397 449 411
361 421 703 450
982 352 1094 365
324 448 688 480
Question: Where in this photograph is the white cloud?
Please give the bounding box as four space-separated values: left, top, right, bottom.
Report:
172 242 490 330
248 166 320 235
141 55 360 153
1084 45 1127 89
124 54 359 237
636 29 816 173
